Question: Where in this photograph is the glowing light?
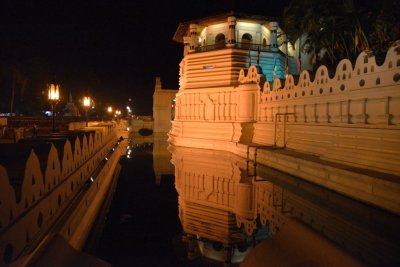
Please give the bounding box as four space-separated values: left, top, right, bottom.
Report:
237 21 259 29
83 96 92 127
90 177 94 182
48 84 60 101
83 96 91 107
48 83 60 132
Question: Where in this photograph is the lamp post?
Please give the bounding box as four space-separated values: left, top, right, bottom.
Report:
83 96 91 127
48 83 60 132
115 109 121 118
107 106 113 119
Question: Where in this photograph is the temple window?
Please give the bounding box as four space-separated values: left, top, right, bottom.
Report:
241 33 253 49
263 38 267 47
215 33 226 48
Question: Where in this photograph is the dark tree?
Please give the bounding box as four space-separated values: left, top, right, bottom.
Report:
282 0 400 66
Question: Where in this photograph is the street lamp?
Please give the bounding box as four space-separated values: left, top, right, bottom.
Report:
115 109 121 119
107 106 113 120
83 96 91 127
48 83 60 132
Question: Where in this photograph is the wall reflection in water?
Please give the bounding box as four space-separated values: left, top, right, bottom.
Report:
168 144 400 267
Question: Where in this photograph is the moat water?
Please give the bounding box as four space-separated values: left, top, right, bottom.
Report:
93 136 400 267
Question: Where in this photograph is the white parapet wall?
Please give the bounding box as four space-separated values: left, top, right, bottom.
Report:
255 45 400 175
0 122 127 266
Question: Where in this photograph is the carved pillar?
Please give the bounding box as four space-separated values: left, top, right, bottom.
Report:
189 24 198 52
227 16 236 47
183 36 191 56
269 21 279 51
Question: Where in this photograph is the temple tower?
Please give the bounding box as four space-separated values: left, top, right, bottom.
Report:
173 11 297 87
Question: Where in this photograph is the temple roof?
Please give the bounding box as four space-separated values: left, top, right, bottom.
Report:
173 11 278 43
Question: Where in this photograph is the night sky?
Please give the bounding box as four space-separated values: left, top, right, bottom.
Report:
0 0 288 115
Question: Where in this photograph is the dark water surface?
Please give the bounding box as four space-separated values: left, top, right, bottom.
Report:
93 138 400 267
93 142 221 267
94 143 178 266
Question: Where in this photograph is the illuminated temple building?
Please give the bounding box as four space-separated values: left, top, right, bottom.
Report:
168 11 400 264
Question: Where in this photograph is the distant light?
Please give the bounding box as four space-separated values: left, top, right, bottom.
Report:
105 157 108 161
90 177 94 182
108 106 113 113
83 96 91 107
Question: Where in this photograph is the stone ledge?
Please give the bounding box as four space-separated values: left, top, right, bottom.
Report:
254 147 400 215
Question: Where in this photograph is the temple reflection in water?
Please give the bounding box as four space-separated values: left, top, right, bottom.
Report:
93 135 399 266
164 140 399 266
171 145 270 265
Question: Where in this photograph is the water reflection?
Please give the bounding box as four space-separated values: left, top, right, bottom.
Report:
153 136 175 185
169 145 400 266
94 135 181 267
170 146 269 265
95 135 399 266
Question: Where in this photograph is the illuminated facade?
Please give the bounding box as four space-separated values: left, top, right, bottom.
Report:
152 77 178 133
173 11 296 87
169 12 400 215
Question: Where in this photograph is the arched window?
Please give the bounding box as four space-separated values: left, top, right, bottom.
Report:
215 33 226 48
241 33 253 49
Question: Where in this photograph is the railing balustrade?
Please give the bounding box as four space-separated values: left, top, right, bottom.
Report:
194 42 272 53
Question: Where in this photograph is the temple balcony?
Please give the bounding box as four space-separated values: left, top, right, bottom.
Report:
194 42 274 53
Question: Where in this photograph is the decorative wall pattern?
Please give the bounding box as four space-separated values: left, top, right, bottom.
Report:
170 42 400 176
258 46 400 126
0 123 120 266
254 43 400 175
